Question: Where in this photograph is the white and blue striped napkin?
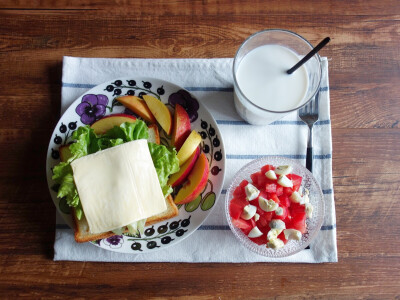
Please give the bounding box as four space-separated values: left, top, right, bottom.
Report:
54 56 337 262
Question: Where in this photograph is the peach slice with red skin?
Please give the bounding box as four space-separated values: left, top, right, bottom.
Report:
177 130 202 166
90 113 136 134
174 153 210 204
168 147 200 187
90 113 160 143
142 95 173 135
116 95 156 123
171 104 191 151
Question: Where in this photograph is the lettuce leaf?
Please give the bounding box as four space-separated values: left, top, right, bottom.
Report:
148 142 180 197
52 120 179 221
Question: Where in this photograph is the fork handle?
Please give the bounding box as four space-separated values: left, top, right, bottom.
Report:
306 147 313 172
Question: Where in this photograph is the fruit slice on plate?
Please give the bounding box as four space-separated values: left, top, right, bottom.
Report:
174 153 209 204
59 145 72 162
168 147 200 187
90 113 160 143
177 130 202 166
116 96 157 124
171 104 191 151
90 114 136 134
142 95 173 135
147 124 160 145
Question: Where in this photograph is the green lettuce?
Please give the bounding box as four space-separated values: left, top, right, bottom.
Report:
52 120 179 220
148 142 180 196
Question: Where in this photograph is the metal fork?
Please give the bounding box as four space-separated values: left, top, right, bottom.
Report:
299 92 320 172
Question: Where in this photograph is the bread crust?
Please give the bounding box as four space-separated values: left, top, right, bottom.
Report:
72 194 178 243
66 122 176 243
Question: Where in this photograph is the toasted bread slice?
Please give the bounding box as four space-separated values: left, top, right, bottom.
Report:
72 194 178 243
60 121 176 243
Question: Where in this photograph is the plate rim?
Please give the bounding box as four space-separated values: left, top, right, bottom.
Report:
46 76 226 254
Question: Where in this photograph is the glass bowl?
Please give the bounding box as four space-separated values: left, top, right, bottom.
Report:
225 156 325 258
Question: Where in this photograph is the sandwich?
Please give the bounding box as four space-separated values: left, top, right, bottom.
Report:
52 120 180 243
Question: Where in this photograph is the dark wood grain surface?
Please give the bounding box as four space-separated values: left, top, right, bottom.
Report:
1 1 399 298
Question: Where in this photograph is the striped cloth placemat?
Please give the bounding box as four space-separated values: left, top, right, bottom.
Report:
54 57 337 262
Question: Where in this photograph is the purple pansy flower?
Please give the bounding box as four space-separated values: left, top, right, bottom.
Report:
168 90 199 122
76 94 109 125
104 235 124 249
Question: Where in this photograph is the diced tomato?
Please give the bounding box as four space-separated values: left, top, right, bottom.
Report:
283 214 292 225
290 202 305 215
256 215 268 228
283 187 293 196
232 218 253 234
278 195 290 207
256 219 271 235
250 172 261 187
277 231 288 244
233 179 249 198
270 193 280 204
250 234 267 245
258 190 268 201
263 211 274 222
256 206 265 216
229 198 247 219
276 186 283 196
289 211 307 233
288 174 302 192
265 183 277 193
261 164 275 173
274 206 288 220
257 173 268 188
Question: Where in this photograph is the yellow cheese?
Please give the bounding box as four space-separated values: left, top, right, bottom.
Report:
70 139 167 234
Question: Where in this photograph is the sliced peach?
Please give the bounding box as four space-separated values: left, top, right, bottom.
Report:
142 95 172 135
174 153 209 204
177 130 202 166
168 147 200 187
90 114 136 135
147 124 160 145
59 145 72 162
116 95 156 123
171 104 191 151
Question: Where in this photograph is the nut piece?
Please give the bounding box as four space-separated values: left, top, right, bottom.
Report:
267 238 284 249
277 175 293 188
290 191 302 203
265 170 277 180
245 183 260 201
274 165 293 176
284 229 302 241
275 206 284 216
302 193 310 204
241 204 257 220
248 226 263 238
269 219 286 230
305 203 314 218
267 228 283 240
259 196 278 212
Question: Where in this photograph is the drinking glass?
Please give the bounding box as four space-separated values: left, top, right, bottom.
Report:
233 29 322 125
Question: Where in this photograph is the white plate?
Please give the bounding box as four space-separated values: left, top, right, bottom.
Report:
46 77 225 253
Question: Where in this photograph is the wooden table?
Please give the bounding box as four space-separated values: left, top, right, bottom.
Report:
1 1 399 298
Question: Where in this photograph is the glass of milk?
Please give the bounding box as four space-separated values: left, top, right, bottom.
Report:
233 29 322 125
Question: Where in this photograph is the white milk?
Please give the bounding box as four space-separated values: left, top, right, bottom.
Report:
234 44 309 124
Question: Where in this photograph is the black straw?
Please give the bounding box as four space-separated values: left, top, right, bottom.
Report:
287 37 330 74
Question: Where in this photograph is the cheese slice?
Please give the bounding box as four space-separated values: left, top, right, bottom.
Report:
70 139 167 234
